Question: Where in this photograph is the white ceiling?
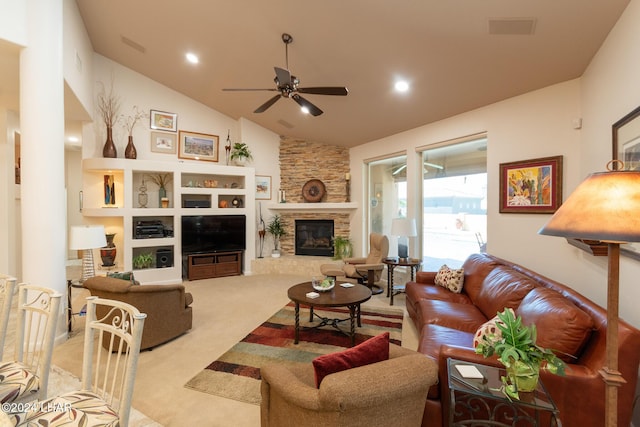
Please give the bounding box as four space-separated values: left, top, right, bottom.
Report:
1 1 631 148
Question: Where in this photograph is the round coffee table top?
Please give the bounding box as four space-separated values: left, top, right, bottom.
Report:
288 281 372 307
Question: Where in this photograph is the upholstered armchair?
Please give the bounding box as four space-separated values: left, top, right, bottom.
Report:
321 233 389 294
260 343 437 427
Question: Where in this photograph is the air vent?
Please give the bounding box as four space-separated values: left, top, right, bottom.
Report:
277 119 294 129
121 36 146 53
488 18 536 35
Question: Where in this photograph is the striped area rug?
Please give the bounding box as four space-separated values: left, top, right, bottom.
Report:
184 302 403 405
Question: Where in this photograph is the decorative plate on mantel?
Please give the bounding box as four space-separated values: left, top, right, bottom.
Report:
302 179 326 203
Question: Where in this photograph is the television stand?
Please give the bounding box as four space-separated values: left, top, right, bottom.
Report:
187 251 242 280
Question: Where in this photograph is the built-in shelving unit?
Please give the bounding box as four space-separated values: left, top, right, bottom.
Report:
82 158 255 284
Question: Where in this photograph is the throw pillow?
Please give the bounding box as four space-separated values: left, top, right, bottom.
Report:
107 271 137 285
434 264 465 293
473 308 515 348
312 332 390 388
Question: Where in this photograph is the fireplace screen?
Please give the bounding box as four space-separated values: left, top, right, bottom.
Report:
295 220 334 257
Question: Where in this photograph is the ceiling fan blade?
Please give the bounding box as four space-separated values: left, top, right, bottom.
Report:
298 87 349 96
254 95 282 113
222 88 278 92
274 67 292 85
292 94 323 116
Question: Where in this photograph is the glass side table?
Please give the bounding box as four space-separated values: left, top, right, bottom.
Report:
447 358 561 426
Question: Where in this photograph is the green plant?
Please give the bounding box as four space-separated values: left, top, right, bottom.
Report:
475 308 566 399
133 252 154 269
266 214 286 251
332 236 353 260
230 142 253 162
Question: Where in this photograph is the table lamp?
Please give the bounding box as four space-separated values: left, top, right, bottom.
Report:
391 218 417 260
69 225 107 282
538 167 640 427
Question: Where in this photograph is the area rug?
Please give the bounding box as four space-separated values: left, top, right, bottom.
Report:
184 302 403 405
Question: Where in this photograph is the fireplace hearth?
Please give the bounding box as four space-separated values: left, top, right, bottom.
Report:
295 219 334 257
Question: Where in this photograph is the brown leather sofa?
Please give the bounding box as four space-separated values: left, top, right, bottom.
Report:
83 276 193 350
405 253 640 427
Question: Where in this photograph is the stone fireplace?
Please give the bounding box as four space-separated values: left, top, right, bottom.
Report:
295 219 334 257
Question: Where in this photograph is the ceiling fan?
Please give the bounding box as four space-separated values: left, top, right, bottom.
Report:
222 33 348 116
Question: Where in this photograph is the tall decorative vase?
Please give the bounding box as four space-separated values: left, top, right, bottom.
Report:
100 233 117 267
103 126 117 158
125 135 137 159
158 186 166 206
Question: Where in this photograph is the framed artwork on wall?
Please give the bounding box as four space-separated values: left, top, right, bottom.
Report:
150 131 177 154
255 175 272 200
150 110 178 132
499 155 563 213
178 130 219 162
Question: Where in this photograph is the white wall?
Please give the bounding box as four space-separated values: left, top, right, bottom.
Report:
0 0 26 47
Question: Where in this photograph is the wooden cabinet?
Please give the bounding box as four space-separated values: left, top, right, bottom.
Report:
187 251 242 280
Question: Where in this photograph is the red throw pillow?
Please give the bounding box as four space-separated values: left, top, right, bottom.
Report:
312 332 390 388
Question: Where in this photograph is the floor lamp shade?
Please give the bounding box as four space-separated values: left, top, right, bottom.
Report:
391 218 417 259
538 170 640 427
69 225 107 282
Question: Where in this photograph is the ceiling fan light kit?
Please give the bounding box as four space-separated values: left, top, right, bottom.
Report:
223 33 348 116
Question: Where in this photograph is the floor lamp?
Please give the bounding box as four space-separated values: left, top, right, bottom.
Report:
69 225 107 282
538 168 640 427
391 218 417 260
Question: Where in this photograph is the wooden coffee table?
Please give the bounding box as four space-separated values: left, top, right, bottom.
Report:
288 281 372 346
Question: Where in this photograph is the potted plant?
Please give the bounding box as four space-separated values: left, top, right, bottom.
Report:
133 252 154 269
475 308 566 400
230 142 253 166
332 236 353 260
266 214 286 258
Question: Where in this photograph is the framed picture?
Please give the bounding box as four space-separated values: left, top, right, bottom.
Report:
150 110 178 132
150 131 177 154
178 130 219 162
255 175 272 200
499 155 563 213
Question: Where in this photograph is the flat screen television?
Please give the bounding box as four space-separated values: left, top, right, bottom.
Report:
181 215 246 254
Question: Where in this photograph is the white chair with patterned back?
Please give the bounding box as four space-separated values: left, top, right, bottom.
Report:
15 296 146 427
0 275 17 358
0 283 61 404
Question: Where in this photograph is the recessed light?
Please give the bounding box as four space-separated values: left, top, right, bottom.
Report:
300 106 310 114
67 136 79 143
186 52 199 64
395 80 410 92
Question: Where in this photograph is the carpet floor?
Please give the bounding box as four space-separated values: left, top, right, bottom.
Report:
184 302 403 405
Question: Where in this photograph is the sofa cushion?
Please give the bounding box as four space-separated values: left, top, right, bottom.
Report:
107 271 137 285
474 266 536 318
312 332 389 388
405 281 472 306
416 299 487 332
516 287 594 363
434 265 464 293
472 308 515 348
458 253 501 303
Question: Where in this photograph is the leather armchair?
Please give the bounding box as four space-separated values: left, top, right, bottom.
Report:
260 344 437 427
321 233 389 294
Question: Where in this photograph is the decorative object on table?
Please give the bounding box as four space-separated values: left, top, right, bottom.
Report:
332 236 353 260
99 233 117 267
103 174 115 205
255 175 271 200
225 130 231 165
312 276 335 292
538 162 640 427
474 308 566 400
231 196 242 208
150 131 177 154
345 172 351 202
267 214 286 257
138 178 148 208
96 80 120 158
149 109 177 132
69 225 107 282
120 105 148 159
499 155 563 213
178 130 219 162
258 202 266 258
148 173 172 207
161 197 169 208
278 189 286 203
218 200 228 208
132 252 155 269
390 217 417 259
302 179 326 203
230 142 252 166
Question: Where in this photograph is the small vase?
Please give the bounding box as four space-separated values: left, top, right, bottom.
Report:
103 126 117 158
159 186 166 207
125 135 137 159
506 361 540 393
100 233 117 267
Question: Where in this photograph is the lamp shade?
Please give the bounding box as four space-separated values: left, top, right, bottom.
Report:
538 170 640 242
391 218 417 237
69 225 107 250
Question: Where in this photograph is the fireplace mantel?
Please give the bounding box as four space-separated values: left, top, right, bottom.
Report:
267 202 357 212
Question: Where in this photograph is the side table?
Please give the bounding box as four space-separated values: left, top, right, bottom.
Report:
382 257 421 305
447 358 561 426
